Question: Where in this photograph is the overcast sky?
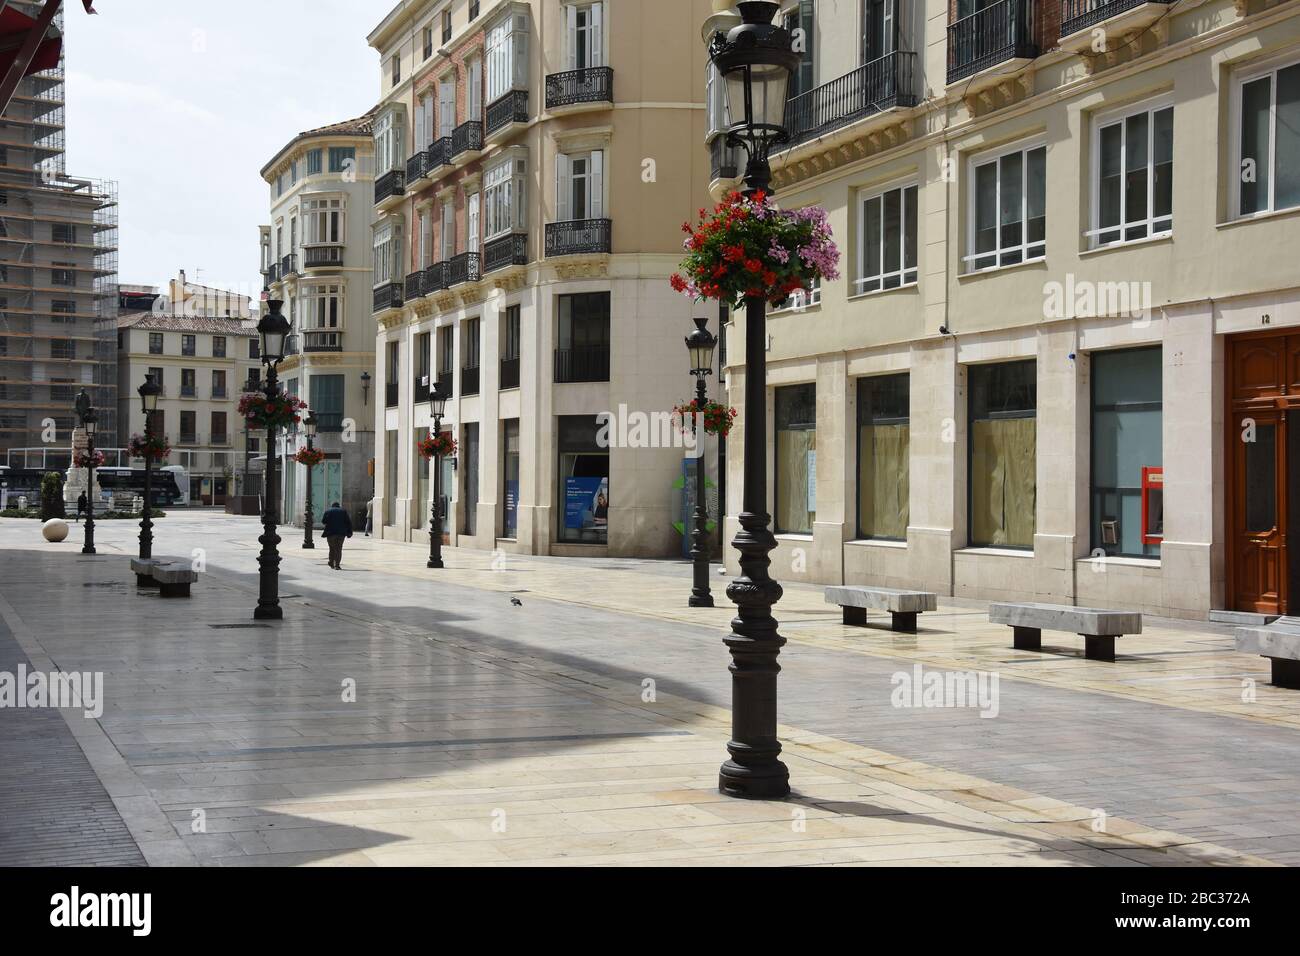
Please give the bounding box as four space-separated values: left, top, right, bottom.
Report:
63 1 384 299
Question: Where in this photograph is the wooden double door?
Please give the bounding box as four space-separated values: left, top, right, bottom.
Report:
1228 331 1300 614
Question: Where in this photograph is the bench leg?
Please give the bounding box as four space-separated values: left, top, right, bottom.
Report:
1012 626 1041 651
1083 635 1117 662
136 574 159 588
158 581 191 598
842 606 867 626
1271 658 1300 689
890 611 918 634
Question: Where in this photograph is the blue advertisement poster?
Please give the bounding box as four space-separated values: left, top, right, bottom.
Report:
564 476 606 530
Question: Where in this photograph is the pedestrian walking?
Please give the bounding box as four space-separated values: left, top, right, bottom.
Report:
322 500 353 570
76 491 87 524
364 496 373 536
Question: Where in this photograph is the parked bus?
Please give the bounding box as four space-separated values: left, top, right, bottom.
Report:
96 466 187 507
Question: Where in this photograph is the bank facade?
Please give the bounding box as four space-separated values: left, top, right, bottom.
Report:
713 0 1300 620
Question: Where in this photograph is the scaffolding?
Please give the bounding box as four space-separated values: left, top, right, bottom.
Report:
0 0 118 454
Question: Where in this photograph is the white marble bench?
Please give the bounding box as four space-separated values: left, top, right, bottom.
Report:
130 556 197 597
989 602 1142 661
825 586 938 633
1235 618 1300 688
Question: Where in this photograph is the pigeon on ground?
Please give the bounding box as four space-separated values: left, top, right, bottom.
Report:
510 597 523 606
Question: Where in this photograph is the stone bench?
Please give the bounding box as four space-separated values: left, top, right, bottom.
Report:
1235 618 1300 689
130 556 197 598
825 585 938 633
989 602 1142 661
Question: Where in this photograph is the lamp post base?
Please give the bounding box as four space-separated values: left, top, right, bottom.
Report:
689 593 715 608
718 758 790 800
302 541 315 550
427 557 443 569
253 604 283 620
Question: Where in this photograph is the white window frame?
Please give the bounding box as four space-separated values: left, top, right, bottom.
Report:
441 200 456 259
302 282 345 331
964 137 1047 274
419 208 434 268
856 181 919 294
374 108 405 175
303 196 345 246
467 192 480 250
770 277 822 313
485 14 529 103
373 219 404 287
467 56 483 121
1230 54 1300 219
566 2 604 70
556 149 604 221
439 76 456 137
483 156 527 240
1088 95 1174 249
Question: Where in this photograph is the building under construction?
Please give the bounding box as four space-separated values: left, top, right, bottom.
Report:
0 0 118 467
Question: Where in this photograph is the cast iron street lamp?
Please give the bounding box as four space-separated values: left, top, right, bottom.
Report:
137 373 161 560
254 299 290 620
710 0 798 799
302 411 317 550
242 371 258 497
360 370 371 406
76 391 97 555
427 379 448 569
686 317 718 608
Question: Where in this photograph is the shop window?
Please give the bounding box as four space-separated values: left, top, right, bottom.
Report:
775 383 816 534
968 361 1036 548
856 373 908 539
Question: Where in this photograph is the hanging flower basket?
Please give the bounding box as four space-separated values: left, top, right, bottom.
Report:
129 433 171 462
239 390 308 431
417 433 457 460
294 447 325 467
73 449 105 469
671 190 840 308
673 398 737 438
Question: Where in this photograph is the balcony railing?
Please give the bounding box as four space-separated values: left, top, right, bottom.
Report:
483 233 527 273
405 271 426 301
784 51 917 147
179 433 197 445
461 365 481 396
554 345 610 384
180 385 196 397
545 219 611 257
545 67 614 110
451 120 483 159
424 260 448 293
947 0 1038 84
212 387 227 399
385 382 399 408
375 168 406 205
315 412 343 433
447 251 480 286
500 356 520 390
211 434 229 446
406 149 431 182
302 243 343 269
262 262 280 284
711 136 739 181
373 282 403 314
437 370 455 397
1061 0 1169 36
302 330 342 352
485 89 528 138
280 253 297 279
414 372 432 399
427 136 452 173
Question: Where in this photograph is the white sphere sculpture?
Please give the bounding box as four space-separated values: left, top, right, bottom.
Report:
42 518 69 542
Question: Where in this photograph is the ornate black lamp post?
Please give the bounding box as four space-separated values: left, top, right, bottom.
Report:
137 373 161 560
254 300 290 620
242 371 258 497
76 391 97 555
360 370 371 406
710 0 798 800
301 411 317 550
686 317 718 608
427 379 448 569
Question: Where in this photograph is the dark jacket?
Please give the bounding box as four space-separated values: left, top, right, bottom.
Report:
321 506 353 538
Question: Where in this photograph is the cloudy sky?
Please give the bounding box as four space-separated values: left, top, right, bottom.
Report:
63 1 383 299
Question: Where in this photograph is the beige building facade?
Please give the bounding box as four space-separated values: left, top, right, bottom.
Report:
710 0 1300 621
369 0 717 558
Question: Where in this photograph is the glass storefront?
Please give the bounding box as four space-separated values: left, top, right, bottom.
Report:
557 415 608 544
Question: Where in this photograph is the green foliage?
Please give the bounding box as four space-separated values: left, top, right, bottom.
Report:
39 472 65 520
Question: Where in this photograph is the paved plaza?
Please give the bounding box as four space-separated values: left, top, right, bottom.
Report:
1 511 1299 866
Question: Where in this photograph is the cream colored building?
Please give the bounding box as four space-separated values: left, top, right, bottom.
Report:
369 0 717 558
260 113 378 528
708 0 1300 622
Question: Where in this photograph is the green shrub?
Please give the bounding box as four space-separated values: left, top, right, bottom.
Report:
39 472 65 520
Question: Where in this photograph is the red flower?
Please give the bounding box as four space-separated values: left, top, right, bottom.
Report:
670 273 687 292
744 259 762 274
763 270 777 286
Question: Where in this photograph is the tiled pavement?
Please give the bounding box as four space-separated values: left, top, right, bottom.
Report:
0 512 1297 865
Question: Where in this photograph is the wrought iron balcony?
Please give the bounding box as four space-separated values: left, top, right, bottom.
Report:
483 233 527 273
451 120 483 160
485 89 528 138
947 0 1038 85
406 149 431 182
302 243 344 269
405 271 426 301
373 282 403 314
554 345 610 384
499 356 520 390
385 382 399 408
315 412 343 433
262 261 280 284
447 251 481 286
427 136 453 175
374 168 406 206
1061 0 1171 39
784 51 917 147
461 364 480 396
280 253 297 279
437 370 455 397
423 261 449 294
711 136 740 181
302 331 342 352
414 373 432 399
545 67 613 110
545 219 611 257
